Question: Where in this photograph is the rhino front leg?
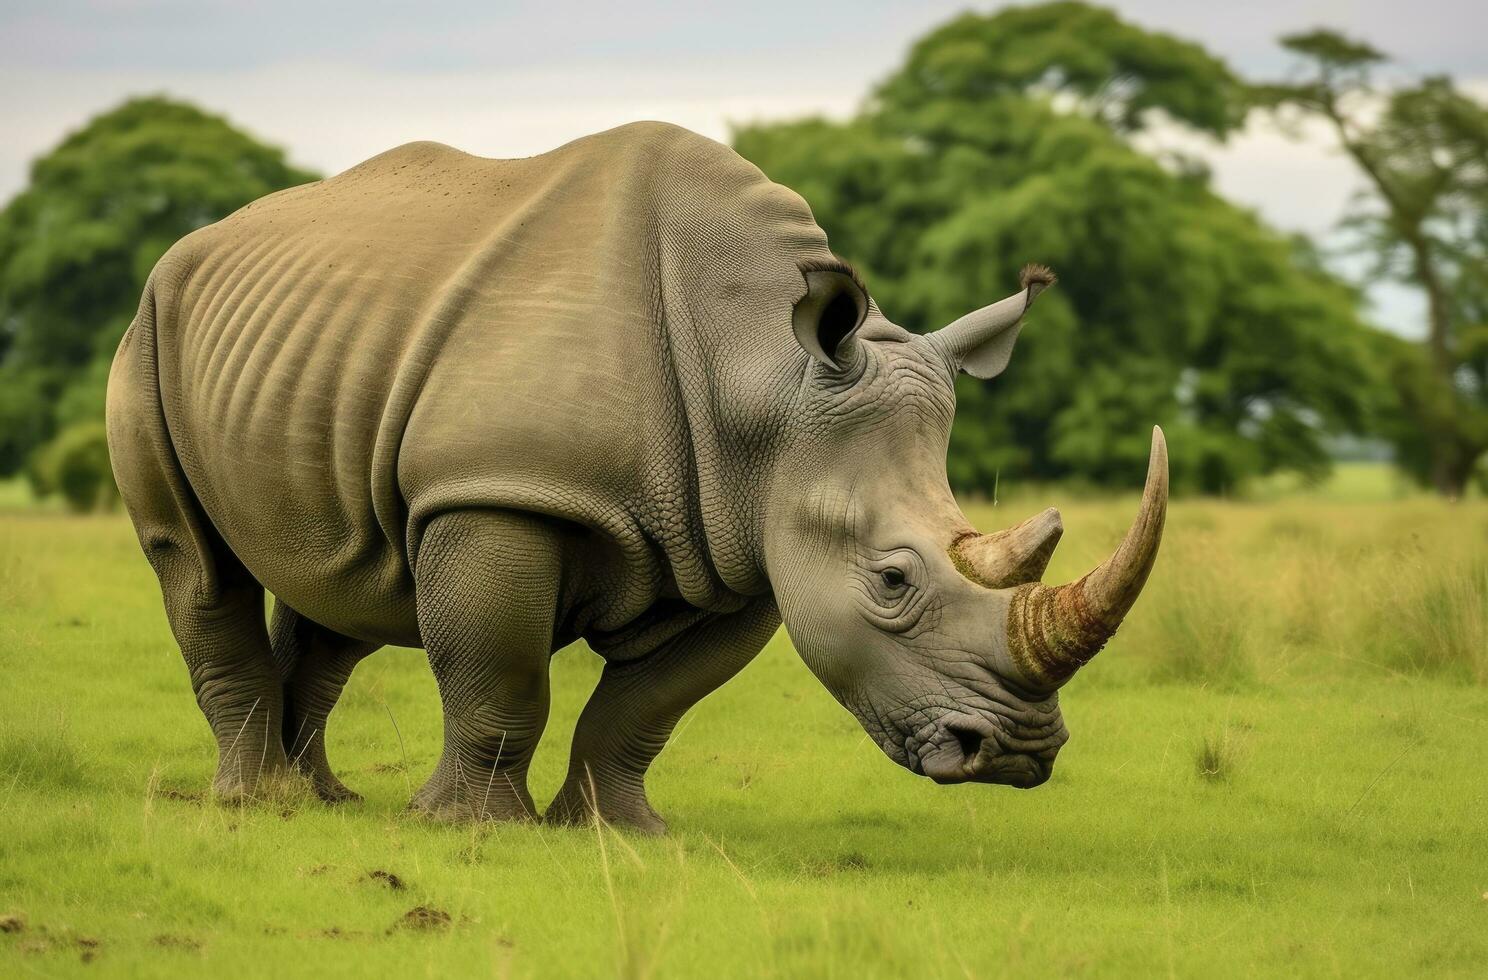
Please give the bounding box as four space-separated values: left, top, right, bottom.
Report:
409 509 560 822
268 602 379 803
546 600 780 834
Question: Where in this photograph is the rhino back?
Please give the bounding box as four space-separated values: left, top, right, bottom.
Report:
150 122 828 646
152 132 672 641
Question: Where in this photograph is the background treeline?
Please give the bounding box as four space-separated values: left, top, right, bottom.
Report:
1 2 1484 509
736 5 1487 497
0 99 317 509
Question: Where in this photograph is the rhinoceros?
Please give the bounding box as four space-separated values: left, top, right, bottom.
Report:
106 121 1166 832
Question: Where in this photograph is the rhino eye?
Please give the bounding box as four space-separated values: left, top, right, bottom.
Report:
855 551 929 632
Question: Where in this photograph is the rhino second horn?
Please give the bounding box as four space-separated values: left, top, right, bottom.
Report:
930 264 1056 379
950 507 1064 589
1005 426 1168 689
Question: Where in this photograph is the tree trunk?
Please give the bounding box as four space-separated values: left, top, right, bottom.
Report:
1325 116 1466 499
1435 454 1468 499
1407 235 1462 498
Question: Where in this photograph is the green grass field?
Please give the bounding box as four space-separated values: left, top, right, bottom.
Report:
2 477 1486 977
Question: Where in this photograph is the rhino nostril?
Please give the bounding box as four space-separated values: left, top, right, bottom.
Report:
949 724 984 760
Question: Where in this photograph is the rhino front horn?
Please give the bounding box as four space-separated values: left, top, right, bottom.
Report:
930 264 1056 379
1005 427 1168 689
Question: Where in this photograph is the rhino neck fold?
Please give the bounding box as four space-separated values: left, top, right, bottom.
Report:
640 297 775 608
638 134 843 609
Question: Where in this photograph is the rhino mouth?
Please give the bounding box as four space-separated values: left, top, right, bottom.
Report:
872 705 1066 788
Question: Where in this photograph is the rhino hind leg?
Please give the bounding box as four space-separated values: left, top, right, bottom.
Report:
155 557 290 799
110 520 288 798
108 307 289 799
408 509 560 822
268 602 378 803
546 600 781 835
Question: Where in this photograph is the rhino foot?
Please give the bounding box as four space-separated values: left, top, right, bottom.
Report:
283 735 363 804
301 768 362 805
209 716 292 803
545 778 668 836
210 756 295 804
407 764 536 823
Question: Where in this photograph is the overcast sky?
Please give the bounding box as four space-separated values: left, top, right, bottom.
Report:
3 0 1486 332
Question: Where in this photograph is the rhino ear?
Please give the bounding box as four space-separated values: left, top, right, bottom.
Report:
930 265 1056 379
793 267 868 369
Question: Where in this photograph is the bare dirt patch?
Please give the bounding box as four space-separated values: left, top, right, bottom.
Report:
315 926 373 940
367 869 407 890
11 926 103 963
152 933 202 951
392 906 451 932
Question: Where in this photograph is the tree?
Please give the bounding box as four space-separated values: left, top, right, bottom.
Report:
876 1 1246 140
1256 32 1488 496
0 96 318 484
735 3 1377 495
28 422 115 513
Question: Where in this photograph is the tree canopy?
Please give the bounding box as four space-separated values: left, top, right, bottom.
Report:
1256 32 1488 495
0 96 317 478
735 3 1377 495
877 1 1246 140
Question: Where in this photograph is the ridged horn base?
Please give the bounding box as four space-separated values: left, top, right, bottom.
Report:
1006 578 1114 689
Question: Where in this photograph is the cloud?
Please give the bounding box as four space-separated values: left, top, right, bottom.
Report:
0 62 861 195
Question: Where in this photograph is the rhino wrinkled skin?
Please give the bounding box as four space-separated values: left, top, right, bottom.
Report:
106 122 1166 832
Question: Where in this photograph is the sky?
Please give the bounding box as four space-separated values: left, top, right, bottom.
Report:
3 0 1486 333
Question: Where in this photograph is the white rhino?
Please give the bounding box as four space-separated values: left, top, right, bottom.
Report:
107 122 1166 832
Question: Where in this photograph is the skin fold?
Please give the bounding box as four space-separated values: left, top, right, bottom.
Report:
106 122 1165 832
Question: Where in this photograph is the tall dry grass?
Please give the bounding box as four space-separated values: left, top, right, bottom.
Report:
966 493 1488 687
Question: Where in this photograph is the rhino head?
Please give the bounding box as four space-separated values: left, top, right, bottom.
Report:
763 261 1166 788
